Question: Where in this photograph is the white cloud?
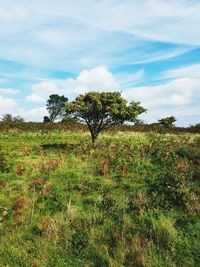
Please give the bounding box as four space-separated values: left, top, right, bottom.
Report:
0 95 17 114
74 66 119 92
26 81 60 103
123 78 200 125
18 107 48 122
26 107 47 117
25 67 200 125
0 88 20 95
26 93 44 103
26 66 119 102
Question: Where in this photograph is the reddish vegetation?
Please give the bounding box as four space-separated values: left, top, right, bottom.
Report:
101 160 110 175
42 182 53 198
36 217 57 239
12 197 29 216
42 160 60 174
0 179 7 187
115 165 129 177
29 178 45 189
16 166 26 176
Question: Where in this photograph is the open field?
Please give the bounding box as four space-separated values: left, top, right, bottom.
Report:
0 129 200 267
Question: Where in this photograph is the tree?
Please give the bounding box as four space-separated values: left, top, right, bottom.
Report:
65 92 146 147
13 115 24 122
43 116 51 122
1 114 13 122
158 116 176 127
46 94 68 122
189 123 200 132
134 119 145 126
1 114 24 122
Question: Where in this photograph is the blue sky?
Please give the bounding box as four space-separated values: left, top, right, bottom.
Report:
0 0 200 126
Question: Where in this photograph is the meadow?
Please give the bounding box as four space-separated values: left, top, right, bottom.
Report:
0 127 199 267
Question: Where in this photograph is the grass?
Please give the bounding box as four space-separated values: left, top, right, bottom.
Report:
0 129 199 266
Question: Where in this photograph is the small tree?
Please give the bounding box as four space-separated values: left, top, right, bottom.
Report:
1 114 13 122
13 115 24 122
158 116 176 127
65 92 146 147
43 116 51 122
1 114 24 122
134 119 145 126
189 123 200 132
46 94 68 122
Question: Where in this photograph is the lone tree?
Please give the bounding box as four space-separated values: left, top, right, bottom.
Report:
46 94 68 122
158 116 176 127
65 92 146 147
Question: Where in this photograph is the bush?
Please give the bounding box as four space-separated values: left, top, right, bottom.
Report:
0 153 9 172
149 164 193 209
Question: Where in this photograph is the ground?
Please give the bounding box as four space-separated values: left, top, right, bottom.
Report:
0 129 199 267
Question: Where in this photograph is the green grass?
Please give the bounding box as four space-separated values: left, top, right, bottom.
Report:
0 130 199 266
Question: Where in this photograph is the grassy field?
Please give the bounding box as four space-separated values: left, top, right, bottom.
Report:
0 129 200 267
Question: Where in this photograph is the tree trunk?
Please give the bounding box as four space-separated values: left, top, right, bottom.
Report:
91 134 96 148
91 131 98 149
86 123 98 149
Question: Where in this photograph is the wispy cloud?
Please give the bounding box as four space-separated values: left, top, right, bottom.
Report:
0 0 199 125
0 0 196 71
163 63 200 79
0 88 20 95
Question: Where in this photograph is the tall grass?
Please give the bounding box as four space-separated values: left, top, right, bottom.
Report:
0 130 199 266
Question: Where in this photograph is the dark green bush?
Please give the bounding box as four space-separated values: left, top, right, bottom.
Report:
72 231 89 254
149 166 193 209
0 152 9 172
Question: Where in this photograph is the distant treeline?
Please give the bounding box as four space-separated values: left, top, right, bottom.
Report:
0 121 199 134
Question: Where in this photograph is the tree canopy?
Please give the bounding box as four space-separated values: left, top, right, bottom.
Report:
158 116 176 127
46 94 68 122
65 91 146 146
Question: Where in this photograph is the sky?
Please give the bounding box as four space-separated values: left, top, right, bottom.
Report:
0 0 200 126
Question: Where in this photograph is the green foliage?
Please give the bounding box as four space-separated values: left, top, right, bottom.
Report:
158 116 176 127
66 91 146 145
46 94 68 121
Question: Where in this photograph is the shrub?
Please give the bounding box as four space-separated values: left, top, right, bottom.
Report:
149 164 193 209
0 153 9 173
71 231 89 254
